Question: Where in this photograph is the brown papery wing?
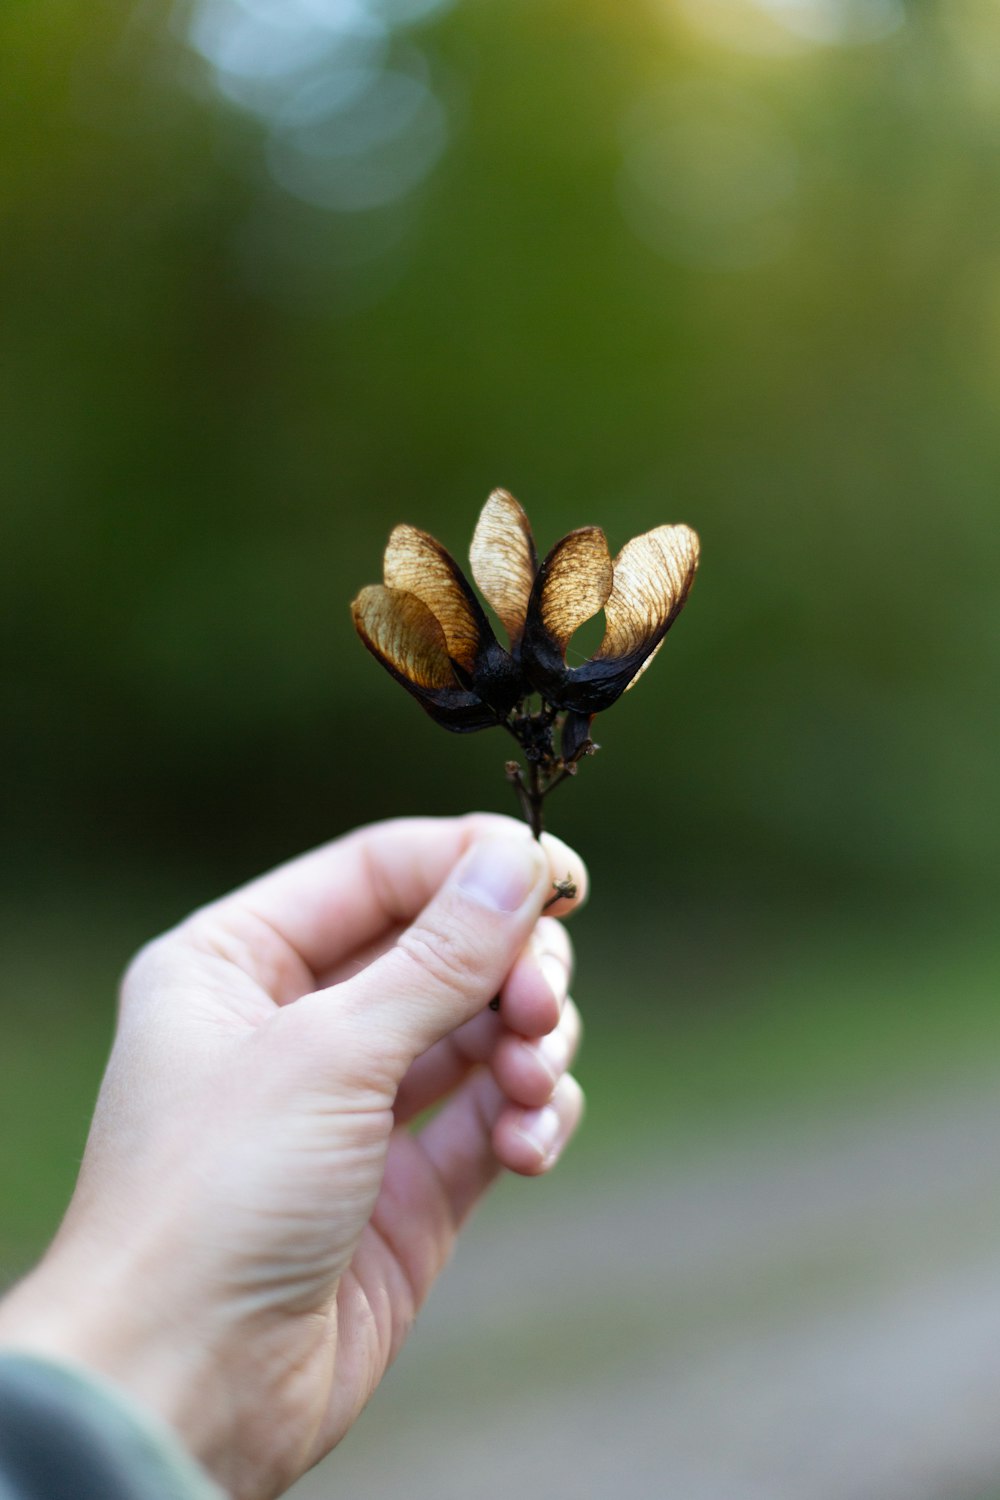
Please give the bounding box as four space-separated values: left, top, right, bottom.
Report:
596 524 700 688
469 489 538 645
351 584 457 690
383 525 482 673
537 527 613 653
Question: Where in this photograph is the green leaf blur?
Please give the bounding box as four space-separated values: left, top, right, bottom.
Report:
4 0 1000 1273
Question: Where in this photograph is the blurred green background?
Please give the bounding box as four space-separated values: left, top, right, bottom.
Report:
4 1 1000 1487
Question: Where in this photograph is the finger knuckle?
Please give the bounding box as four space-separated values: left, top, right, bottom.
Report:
396 917 478 999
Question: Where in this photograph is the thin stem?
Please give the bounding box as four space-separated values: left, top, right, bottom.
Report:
505 762 532 826
526 759 544 840
501 699 584 841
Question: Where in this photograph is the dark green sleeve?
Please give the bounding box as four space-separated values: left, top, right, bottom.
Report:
0 1354 225 1500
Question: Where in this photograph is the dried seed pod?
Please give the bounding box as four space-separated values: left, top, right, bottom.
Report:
351 489 700 835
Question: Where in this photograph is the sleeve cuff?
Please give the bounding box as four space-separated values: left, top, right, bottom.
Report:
0 1353 226 1500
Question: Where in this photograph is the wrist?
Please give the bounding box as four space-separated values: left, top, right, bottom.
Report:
0 1236 318 1500
0 1242 233 1478
0 1349 227 1499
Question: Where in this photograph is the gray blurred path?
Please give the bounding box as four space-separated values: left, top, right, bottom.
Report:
291 1081 1000 1500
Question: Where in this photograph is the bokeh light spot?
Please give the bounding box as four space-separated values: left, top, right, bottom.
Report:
754 0 905 45
676 0 906 55
182 0 454 225
267 67 447 211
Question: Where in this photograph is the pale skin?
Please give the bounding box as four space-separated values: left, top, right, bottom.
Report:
0 814 587 1500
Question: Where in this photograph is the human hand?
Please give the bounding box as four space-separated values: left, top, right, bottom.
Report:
0 815 586 1499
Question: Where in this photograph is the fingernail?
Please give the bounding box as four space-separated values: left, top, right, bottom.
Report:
516 1104 562 1159
458 836 543 913
527 1030 568 1086
538 951 568 1010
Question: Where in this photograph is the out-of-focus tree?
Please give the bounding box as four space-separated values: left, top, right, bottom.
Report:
4 0 1000 920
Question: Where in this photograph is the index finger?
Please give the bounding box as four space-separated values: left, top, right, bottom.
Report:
202 813 588 983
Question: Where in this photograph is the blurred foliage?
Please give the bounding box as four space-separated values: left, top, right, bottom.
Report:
4 0 1000 1261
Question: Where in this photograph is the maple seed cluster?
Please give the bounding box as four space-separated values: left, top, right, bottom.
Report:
351 489 700 838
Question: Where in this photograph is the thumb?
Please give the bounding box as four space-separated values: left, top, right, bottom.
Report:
322 831 558 1080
